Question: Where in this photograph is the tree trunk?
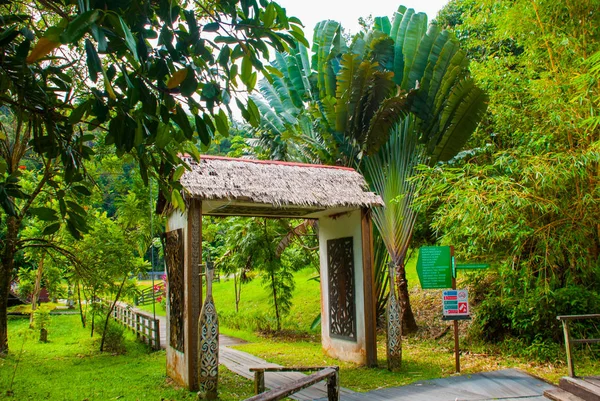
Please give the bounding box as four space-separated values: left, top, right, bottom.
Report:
100 276 127 352
77 282 86 328
30 252 46 327
0 263 10 355
0 216 20 355
396 261 418 334
270 272 280 331
233 272 240 313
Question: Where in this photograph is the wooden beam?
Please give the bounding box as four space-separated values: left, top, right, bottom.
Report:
186 199 203 390
361 208 377 367
245 368 339 401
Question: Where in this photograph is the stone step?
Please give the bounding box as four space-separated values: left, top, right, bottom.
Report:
544 388 587 401
560 377 600 401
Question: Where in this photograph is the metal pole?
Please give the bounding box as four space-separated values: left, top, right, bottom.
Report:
451 246 460 373
149 180 156 324
562 320 574 377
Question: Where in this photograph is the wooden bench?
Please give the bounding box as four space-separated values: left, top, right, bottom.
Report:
557 314 600 377
246 366 339 401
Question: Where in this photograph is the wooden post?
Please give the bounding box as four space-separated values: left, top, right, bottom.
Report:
451 246 460 374
254 371 265 394
186 199 202 391
327 367 340 401
562 320 574 377
136 314 141 339
198 258 219 399
361 208 378 367
154 319 160 350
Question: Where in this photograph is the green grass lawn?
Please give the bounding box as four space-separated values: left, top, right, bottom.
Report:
0 315 254 401
135 257 419 328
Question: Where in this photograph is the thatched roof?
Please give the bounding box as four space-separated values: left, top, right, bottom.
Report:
180 155 382 218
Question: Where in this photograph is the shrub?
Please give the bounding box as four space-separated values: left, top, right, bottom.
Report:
97 316 126 354
471 283 600 344
33 309 50 343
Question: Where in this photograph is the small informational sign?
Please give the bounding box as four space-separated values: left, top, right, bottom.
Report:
416 246 453 289
442 289 470 319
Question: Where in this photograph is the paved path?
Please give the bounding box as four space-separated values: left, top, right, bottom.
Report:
132 308 556 401
324 368 555 401
135 307 353 400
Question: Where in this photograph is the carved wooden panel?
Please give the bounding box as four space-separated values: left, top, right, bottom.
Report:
387 264 402 371
327 237 356 341
164 229 185 352
198 263 218 399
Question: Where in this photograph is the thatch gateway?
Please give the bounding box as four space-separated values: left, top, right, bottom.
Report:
165 155 383 390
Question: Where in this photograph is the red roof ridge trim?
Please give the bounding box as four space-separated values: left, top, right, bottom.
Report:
191 154 357 172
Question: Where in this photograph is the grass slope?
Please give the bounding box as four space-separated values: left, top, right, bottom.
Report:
0 315 253 401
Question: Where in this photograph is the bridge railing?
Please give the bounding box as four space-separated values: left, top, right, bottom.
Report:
557 314 600 377
112 303 161 350
245 366 339 401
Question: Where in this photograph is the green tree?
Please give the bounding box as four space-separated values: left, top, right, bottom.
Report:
418 0 600 342
0 0 304 354
214 217 312 331
252 7 487 334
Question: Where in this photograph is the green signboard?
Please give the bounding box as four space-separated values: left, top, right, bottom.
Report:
416 246 453 289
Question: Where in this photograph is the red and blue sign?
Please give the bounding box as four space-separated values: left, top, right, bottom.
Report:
442 289 469 317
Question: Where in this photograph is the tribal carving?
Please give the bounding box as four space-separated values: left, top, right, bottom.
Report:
198 263 219 399
327 237 356 341
164 229 185 352
387 264 402 371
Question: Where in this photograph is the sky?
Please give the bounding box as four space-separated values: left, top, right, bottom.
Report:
275 0 450 39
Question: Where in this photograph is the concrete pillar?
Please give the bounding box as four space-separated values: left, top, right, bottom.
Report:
318 209 377 365
165 200 202 390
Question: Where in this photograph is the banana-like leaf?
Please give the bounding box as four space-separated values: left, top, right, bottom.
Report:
374 16 391 35
257 79 289 119
390 5 408 39
430 82 488 162
335 53 361 132
349 32 367 56
367 32 394 70
364 95 410 156
411 30 451 119
294 44 313 97
317 95 337 131
311 20 345 98
400 12 428 90
405 21 439 91
432 51 468 116
391 8 415 86
357 70 397 143
426 39 460 112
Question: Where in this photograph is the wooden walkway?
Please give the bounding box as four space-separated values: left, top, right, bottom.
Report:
137 309 557 401
140 309 353 400
326 368 556 401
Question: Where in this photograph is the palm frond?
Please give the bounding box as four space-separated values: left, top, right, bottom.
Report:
363 115 426 264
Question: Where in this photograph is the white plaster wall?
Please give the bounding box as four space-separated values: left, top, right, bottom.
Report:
165 211 188 387
318 209 367 364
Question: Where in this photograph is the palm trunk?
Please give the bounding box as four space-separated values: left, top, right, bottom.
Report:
395 260 418 334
